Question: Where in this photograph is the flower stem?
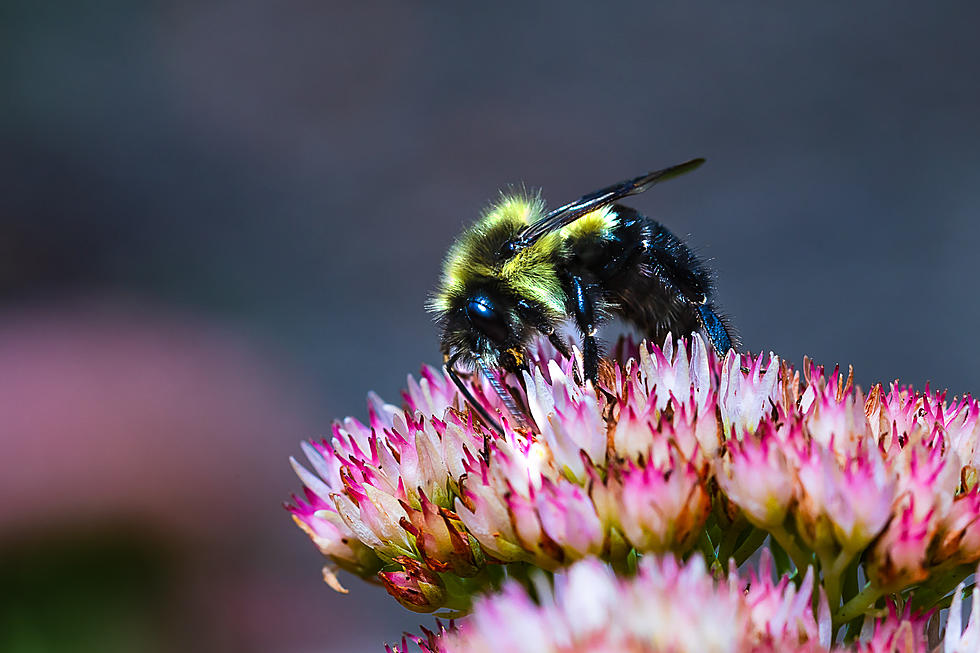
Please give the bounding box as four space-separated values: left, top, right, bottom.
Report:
823 570 841 615
834 582 884 625
769 525 811 575
841 556 860 604
909 561 975 610
732 528 768 567
716 522 747 566
820 551 854 615
608 530 634 576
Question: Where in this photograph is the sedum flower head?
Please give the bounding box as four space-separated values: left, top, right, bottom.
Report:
390 556 980 653
286 333 980 633
434 556 782 653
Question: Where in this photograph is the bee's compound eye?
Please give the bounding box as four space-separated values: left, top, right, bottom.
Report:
465 298 509 344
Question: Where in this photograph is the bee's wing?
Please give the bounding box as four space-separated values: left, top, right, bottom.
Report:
513 158 705 247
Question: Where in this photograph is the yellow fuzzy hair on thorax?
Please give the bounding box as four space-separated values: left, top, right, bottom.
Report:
559 205 618 241
430 194 570 318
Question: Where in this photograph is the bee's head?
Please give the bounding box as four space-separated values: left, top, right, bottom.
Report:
428 192 567 370
436 283 536 370
463 295 510 346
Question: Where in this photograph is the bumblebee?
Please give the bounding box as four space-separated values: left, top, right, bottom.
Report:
429 158 735 435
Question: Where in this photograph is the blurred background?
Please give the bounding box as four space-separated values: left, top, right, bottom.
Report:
2 1 979 651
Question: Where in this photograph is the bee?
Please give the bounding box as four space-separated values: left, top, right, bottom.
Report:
428 158 735 440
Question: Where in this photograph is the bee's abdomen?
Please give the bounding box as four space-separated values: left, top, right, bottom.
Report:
569 205 716 346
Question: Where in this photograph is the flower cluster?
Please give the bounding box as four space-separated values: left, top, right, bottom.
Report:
287 334 980 637
386 555 980 653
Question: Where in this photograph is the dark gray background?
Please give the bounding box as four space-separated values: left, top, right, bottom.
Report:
2 2 979 651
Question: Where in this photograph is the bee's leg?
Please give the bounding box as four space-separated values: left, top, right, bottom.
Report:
691 304 747 372
541 328 582 384
444 355 501 462
569 275 600 384
517 299 571 360
695 303 734 355
648 262 736 357
581 331 599 385
547 331 573 360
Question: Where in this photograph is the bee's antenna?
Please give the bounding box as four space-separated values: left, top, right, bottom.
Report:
478 359 529 432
